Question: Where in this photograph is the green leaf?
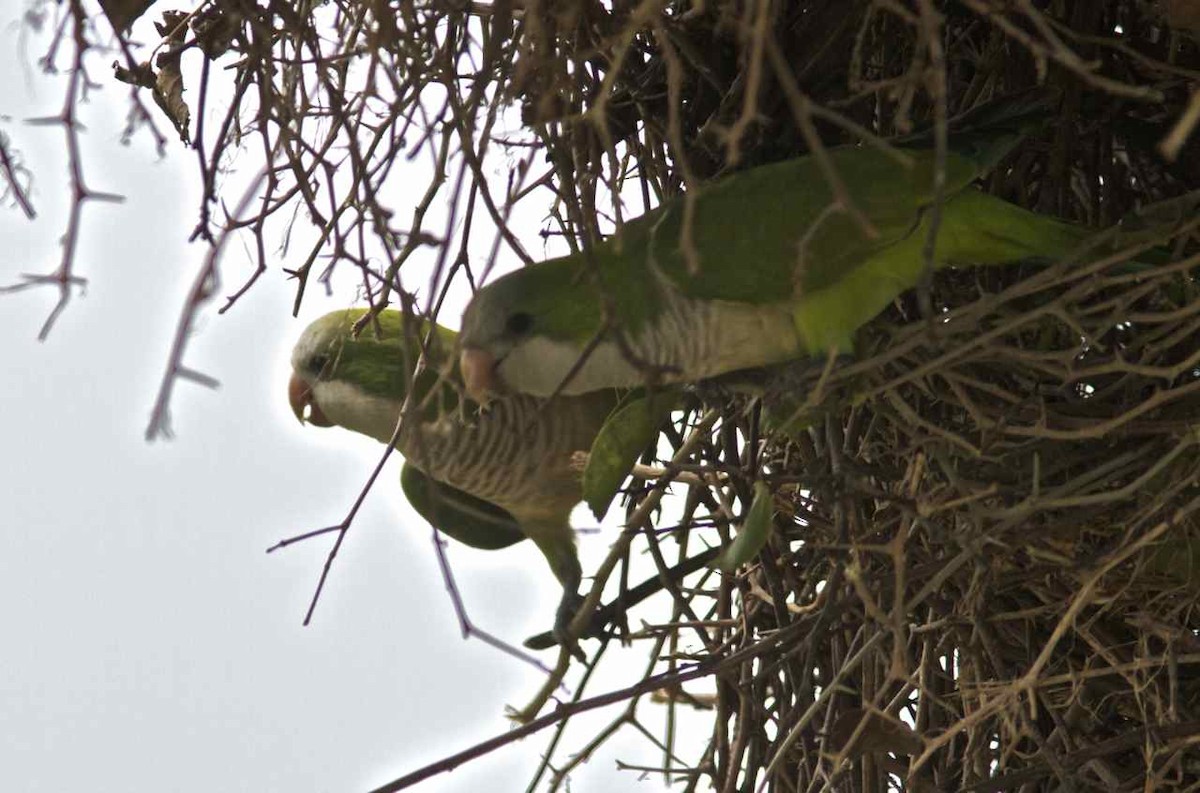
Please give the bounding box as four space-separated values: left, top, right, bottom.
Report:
582 389 681 520
716 481 775 572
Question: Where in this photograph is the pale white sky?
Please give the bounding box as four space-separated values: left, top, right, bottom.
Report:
0 7 705 791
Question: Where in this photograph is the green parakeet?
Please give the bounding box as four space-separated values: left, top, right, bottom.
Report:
458 112 1169 401
288 308 620 641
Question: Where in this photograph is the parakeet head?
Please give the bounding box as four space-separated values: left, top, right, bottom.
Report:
458 257 652 400
288 309 459 443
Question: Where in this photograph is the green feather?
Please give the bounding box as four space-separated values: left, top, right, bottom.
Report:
400 463 526 550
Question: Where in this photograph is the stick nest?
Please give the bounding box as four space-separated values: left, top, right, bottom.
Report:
96 0 1200 788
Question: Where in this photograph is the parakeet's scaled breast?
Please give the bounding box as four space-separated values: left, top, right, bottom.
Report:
406 390 616 520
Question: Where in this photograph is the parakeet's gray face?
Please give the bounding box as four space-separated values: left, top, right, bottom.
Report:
457 294 535 401
457 256 646 400
287 314 410 444
459 285 645 400
458 314 641 401
288 321 339 427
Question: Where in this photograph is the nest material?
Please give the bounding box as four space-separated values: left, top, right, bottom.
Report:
504 2 1200 787
99 0 1200 788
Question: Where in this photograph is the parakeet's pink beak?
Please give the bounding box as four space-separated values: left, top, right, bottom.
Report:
460 347 500 403
288 372 333 427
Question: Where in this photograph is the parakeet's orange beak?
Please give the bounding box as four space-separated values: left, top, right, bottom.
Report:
288 372 333 427
460 347 501 404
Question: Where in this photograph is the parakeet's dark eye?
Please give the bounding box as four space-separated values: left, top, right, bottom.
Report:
308 353 331 374
506 312 534 336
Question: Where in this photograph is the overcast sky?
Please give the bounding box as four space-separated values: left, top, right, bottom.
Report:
0 9 704 792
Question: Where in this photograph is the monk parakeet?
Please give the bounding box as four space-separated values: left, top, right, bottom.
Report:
288 308 620 642
458 112 1172 401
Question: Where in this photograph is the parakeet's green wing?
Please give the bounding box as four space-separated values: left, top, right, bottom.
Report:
596 92 1067 308
399 463 526 550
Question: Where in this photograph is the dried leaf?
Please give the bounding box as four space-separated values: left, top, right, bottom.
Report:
113 60 155 89
99 0 157 32
193 5 240 60
824 707 924 759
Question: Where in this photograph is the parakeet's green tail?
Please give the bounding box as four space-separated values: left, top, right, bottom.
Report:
934 188 1195 269
790 186 1183 355
926 189 1088 265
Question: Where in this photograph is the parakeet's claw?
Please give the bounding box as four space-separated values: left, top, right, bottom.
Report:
525 547 724 651
553 591 587 661
525 593 609 652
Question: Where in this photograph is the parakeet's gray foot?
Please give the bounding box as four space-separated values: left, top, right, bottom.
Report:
527 596 606 652
526 547 723 651
553 591 589 661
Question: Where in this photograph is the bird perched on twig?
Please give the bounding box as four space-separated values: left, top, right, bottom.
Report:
288 308 621 645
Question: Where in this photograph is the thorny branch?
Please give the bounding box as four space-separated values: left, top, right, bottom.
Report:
8 0 1200 790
